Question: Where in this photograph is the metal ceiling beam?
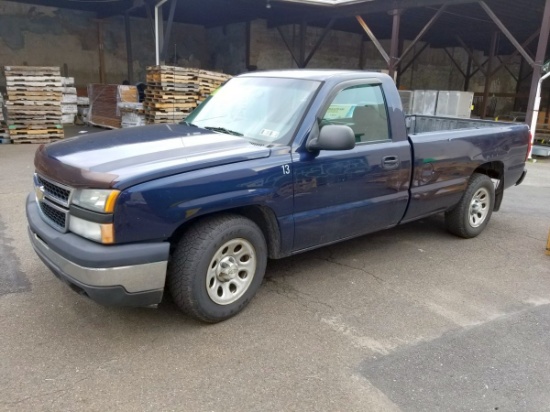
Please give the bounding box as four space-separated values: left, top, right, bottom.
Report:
276 26 301 67
397 4 446 64
355 16 390 63
399 42 429 75
456 35 488 76
303 18 336 67
478 1 535 67
489 29 539 78
443 48 466 78
272 0 477 26
496 56 518 82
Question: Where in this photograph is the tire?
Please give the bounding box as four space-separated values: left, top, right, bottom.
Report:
445 173 495 239
167 214 267 323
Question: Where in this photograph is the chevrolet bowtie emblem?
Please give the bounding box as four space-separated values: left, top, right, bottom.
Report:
35 185 45 202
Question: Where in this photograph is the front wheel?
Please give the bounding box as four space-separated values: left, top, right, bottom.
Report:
168 214 267 323
445 173 495 239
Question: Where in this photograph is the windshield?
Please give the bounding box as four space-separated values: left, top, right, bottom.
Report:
185 77 321 145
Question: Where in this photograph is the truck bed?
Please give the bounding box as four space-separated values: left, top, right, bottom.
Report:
406 115 505 135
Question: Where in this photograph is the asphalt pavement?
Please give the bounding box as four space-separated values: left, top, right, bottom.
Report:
1 140 549 412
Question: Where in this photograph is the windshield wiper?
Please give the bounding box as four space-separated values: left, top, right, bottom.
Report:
203 126 243 136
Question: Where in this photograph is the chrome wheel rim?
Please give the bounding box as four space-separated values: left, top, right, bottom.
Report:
469 187 490 227
206 238 256 305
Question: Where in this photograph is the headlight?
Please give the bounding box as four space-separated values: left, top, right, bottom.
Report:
69 215 115 244
72 189 120 213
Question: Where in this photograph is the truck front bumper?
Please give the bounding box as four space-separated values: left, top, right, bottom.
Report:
26 193 170 307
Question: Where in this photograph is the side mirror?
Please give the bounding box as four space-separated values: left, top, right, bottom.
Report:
307 125 356 151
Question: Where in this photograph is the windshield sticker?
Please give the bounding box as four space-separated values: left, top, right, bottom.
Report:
260 129 280 139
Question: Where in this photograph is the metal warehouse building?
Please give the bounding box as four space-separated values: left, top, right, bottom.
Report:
0 0 549 139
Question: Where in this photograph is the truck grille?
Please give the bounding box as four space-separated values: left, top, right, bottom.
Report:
34 174 73 233
40 201 67 230
37 175 71 206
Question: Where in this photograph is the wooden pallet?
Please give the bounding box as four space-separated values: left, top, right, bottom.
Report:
6 101 63 107
6 94 62 102
146 73 198 82
8 118 63 124
9 124 62 130
11 138 61 144
145 91 198 99
146 65 200 74
146 83 200 91
10 133 63 139
7 80 63 88
143 101 197 109
4 66 61 76
9 128 64 135
7 86 64 93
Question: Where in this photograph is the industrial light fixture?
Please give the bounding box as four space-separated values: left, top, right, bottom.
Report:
266 0 272 9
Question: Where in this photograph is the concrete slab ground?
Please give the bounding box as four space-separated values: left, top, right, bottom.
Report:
0 140 549 412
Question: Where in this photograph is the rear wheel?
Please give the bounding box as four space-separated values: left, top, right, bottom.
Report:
168 214 267 323
445 173 495 239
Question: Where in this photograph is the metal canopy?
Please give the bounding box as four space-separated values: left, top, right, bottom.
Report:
7 0 550 125
7 0 546 56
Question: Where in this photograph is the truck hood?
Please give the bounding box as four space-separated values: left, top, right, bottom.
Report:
34 124 271 189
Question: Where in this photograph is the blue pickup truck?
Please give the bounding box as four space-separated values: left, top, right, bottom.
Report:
26 70 530 322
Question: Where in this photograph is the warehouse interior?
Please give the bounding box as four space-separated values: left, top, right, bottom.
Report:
0 0 549 150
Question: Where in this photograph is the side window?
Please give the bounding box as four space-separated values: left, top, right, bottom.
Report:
322 84 390 143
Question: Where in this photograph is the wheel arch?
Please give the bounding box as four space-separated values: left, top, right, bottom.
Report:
169 205 285 259
473 161 504 211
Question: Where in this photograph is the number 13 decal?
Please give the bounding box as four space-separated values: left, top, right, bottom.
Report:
281 165 291 175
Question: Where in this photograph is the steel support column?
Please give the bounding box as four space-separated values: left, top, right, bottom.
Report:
482 32 498 119
526 0 550 127
389 9 401 80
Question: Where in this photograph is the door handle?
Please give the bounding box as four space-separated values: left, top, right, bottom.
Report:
382 155 400 170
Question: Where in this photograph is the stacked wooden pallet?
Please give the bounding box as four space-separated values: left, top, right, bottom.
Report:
119 102 146 128
197 69 232 103
3 66 64 144
61 77 77 124
87 84 138 129
144 66 231 124
0 93 9 143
